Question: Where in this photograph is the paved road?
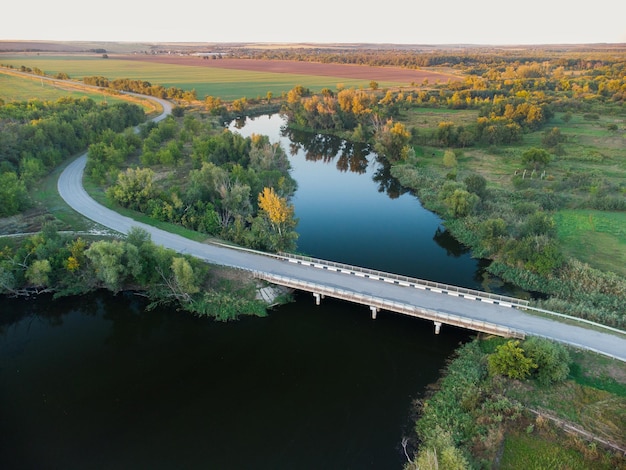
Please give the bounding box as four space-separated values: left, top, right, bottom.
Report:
57 97 626 362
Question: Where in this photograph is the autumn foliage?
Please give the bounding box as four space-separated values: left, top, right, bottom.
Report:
258 187 293 236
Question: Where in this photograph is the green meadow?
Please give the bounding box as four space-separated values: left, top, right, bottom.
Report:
555 209 626 276
0 55 404 100
0 70 125 104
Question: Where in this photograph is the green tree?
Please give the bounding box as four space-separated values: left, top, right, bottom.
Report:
216 178 252 229
160 257 200 302
107 167 156 211
437 121 457 147
249 135 290 173
463 174 487 198
444 189 479 217
84 240 126 291
25 259 51 287
523 337 570 386
414 431 470 470
541 127 564 148
0 172 30 216
488 340 537 380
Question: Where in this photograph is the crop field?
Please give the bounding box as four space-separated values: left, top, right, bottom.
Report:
0 54 458 101
0 55 397 101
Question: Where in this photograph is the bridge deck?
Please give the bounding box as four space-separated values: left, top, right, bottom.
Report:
254 271 526 339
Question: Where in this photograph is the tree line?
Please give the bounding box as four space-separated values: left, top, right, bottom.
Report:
83 76 197 101
232 46 626 74
0 226 266 320
0 97 145 216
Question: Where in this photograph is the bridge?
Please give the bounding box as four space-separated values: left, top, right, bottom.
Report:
255 253 528 338
55 96 626 362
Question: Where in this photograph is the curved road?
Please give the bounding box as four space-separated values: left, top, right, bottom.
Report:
57 97 626 362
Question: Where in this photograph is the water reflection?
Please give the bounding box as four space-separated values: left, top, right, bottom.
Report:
371 156 407 200
283 126 409 200
433 226 471 258
283 127 369 174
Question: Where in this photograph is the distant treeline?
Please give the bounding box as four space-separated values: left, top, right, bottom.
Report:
232 47 626 72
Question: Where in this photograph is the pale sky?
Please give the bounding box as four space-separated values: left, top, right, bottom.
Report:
4 0 626 45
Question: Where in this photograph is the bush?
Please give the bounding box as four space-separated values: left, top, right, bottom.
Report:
523 337 570 386
521 147 551 169
488 340 537 380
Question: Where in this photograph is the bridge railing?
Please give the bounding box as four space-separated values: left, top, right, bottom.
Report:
254 271 526 339
279 253 529 308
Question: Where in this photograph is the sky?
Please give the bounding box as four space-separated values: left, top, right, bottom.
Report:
4 0 626 45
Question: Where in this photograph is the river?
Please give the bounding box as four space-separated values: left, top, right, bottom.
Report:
230 113 503 289
0 114 480 469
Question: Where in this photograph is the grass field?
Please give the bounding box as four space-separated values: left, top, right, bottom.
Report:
443 109 626 274
555 210 626 276
500 427 618 469
0 70 160 114
0 70 122 104
0 55 405 101
405 107 479 130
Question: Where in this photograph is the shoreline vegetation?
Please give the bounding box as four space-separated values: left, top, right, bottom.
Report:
1 43 625 467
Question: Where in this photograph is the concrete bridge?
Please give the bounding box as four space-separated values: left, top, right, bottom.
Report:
257 253 528 338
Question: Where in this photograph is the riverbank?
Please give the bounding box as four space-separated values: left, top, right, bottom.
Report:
405 336 626 469
0 225 281 321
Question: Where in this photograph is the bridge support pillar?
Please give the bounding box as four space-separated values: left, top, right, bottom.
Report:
370 306 379 319
313 293 324 305
434 322 442 335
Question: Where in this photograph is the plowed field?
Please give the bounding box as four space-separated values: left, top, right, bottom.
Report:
119 55 461 84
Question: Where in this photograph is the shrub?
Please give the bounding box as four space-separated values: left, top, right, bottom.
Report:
521 147 551 169
523 337 570 386
443 149 458 168
464 173 487 198
488 340 537 380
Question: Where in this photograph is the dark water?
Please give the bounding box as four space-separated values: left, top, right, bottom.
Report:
0 292 469 469
0 114 486 469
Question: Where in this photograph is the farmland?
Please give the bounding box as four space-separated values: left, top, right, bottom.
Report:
0 53 459 101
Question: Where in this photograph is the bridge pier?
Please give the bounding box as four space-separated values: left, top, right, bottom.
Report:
313 292 325 305
370 306 379 319
434 321 442 335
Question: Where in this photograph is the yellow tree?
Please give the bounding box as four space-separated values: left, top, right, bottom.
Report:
258 187 293 236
